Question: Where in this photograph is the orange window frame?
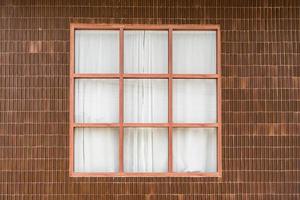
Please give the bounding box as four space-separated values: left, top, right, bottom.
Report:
69 24 222 177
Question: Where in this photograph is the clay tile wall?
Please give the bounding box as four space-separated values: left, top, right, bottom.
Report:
0 0 299 199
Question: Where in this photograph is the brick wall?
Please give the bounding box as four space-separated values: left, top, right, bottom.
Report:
0 0 299 199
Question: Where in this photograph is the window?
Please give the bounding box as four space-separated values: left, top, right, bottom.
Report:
70 24 221 177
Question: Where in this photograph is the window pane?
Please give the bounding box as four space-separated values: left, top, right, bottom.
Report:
124 79 168 123
75 79 119 123
124 128 168 172
124 31 168 73
173 79 216 123
173 128 217 172
74 128 119 172
75 30 119 73
173 31 216 74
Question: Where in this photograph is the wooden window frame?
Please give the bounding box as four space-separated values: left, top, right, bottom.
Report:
69 24 222 177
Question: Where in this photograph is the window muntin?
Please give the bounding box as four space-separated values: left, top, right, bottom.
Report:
70 24 221 177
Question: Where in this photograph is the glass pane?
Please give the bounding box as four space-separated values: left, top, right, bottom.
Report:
124 31 168 73
74 128 119 172
124 128 168 172
124 79 168 123
173 79 216 123
75 79 119 123
173 31 216 74
75 30 119 73
173 128 217 172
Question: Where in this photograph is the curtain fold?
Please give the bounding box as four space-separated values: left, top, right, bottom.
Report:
74 30 217 173
74 79 119 172
75 30 119 73
124 31 168 73
124 128 168 172
123 31 169 172
172 31 217 172
75 79 119 123
173 128 217 172
74 128 119 172
124 79 168 123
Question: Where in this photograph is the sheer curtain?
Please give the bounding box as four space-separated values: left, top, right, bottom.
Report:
75 79 119 123
124 31 168 73
172 79 217 172
74 30 217 173
173 128 216 172
172 31 217 172
124 128 168 172
74 30 120 172
124 79 168 123
75 30 119 73
74 80 119 172
74 128 119 172
173 79 216 123
123 79 168 172
173 31 216 74
123 31 168 172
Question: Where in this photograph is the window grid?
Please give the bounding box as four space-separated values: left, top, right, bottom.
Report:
70 24 221 177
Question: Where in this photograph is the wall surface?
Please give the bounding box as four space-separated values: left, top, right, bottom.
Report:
0 0 299 199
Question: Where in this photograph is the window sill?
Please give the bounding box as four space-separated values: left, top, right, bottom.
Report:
70 171 222 177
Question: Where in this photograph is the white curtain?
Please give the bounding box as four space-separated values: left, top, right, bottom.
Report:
75 30 119 73
124 79 168 123
75 79 119 123
173 79 216 123
172 31 217 172
173 31 216 74
74 30 217 173
74 128 119 172
124 128 168 172
74 79 119 172
124 31 168 73
123 31 169 172
173 128 217 172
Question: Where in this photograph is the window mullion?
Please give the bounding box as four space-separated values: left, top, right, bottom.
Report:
168 28 173 173
119 28 124 173
69 25 75 176
217 28 222 175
